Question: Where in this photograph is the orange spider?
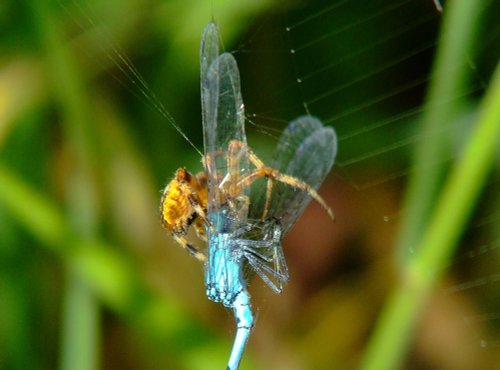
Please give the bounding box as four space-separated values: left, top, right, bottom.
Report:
160 168 209 262
160 141 334 262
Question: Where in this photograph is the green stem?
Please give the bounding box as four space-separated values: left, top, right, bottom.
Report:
396 0 484 261
59 275 99 370
360 2 487 367
30 2 101 369
362 1 487 367
360 62 500 370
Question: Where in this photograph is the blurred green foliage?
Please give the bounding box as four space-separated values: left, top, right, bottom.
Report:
0 0 499 370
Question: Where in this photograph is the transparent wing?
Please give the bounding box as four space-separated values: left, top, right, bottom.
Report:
250 116 337 235
239 221 289 293
201 22 221 211
200 22 218 89
200 22 248 216
203 53 248 215
210 53 246 168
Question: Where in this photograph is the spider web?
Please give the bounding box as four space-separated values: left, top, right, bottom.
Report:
56 0 500 368
233 0 500 367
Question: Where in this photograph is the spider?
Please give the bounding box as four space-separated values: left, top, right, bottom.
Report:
160 168 209 262
160 140 334 262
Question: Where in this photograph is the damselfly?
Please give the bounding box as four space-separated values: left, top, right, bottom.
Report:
160 21 337 370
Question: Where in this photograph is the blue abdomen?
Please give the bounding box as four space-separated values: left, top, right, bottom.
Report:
205 211 246 307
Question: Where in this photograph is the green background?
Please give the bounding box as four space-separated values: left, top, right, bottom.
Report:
0 0 499 369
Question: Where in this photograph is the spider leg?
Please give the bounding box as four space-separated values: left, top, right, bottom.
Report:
262 176 273 220
237 161 335 222
227 140 247 186
219 140 250 217
172 234 207 262
175 175 216 236
228 140 275 220
186 191 212 231
193 217 208 242
229 141 334 221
